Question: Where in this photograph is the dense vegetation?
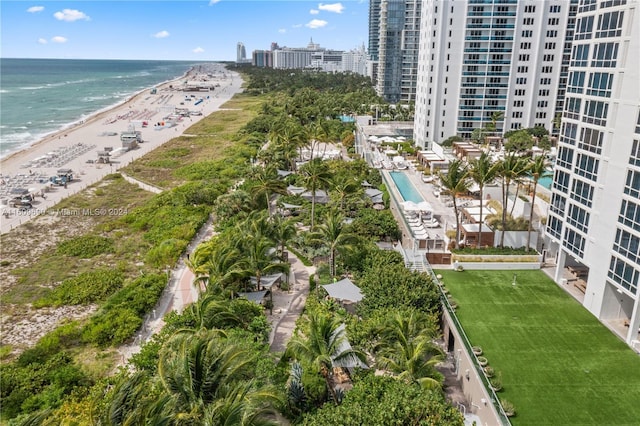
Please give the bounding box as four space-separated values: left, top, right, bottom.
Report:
0 67 462 425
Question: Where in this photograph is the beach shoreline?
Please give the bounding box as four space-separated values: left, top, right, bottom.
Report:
0 63 243 234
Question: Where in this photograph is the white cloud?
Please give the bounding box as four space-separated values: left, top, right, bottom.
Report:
305 19 328 29
209 0 221 4
193 47 205 53
54 9 90 22
292 24 302 28
318 3 344 14
153 30 170 39
51 36 68 43
310 9 319 15
27 6 44 13
278 28 287 34
38 38 47 44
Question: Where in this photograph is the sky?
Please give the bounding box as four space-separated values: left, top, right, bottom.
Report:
1 1 369 61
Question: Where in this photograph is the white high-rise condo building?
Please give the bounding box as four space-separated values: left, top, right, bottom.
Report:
237 42 247 63
546 0 640 348
413 0 577 149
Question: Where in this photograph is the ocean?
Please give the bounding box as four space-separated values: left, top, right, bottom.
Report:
0 58 205 159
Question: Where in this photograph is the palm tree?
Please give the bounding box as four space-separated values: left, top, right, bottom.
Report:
330 174 361 212
269 120 304 171
155 331 264 424
526 155 551 251
439 160 470 249
286 312 366 404
202 381 281 426
309 209 357 277
248 165 287 216
231 233 289 291
497 153 530 247
469 152 499 247
299 158 332 229
486 110 505 135
186 238 242 295
373 310 444 390
267 214 297 260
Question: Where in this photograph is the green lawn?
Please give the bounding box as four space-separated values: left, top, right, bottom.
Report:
437 269 640 426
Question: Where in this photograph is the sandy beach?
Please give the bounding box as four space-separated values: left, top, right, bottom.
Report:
0 63 243 234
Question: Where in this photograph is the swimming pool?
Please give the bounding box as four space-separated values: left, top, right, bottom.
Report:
537 175 553 190
389 171 425 203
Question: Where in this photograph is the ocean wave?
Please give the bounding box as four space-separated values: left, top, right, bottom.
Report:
2 131 33 143
19 78 98 91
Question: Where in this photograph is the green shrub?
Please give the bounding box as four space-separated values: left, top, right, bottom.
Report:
82 308 142 347
56 235 114 258
103 274 166 315
36 269 124 307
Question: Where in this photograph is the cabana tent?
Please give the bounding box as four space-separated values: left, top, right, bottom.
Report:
322 278 363 303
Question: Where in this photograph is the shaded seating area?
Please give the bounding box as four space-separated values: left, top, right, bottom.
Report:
322 278 363 313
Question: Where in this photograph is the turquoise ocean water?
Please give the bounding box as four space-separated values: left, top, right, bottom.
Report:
0 58 204 159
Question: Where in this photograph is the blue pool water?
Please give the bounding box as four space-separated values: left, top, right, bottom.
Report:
389 171 425 203
537 175 553 190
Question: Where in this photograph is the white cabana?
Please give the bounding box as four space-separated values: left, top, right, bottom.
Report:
250 273 282 290
238 290 268 304
322 278 364 303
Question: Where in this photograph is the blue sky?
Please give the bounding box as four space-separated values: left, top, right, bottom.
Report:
1 1 369 60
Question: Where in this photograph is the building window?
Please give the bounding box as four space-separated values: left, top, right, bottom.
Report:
541 66 553 73
525 5 536 13
539 89 550 97
578 0 597 13
597 11 624 38
636 111 640 134
557 147 574 170
567 71 585 94
608 256 639 294
543 54 555 62
567 204 590 232
571 178 594 207
518 54 530 61
631 140 640 166
516 77 527 85
624 170 640 198
601 0 627 8
582 100 609 126
575 16 594 40
619 199 640 232
563 227 585 258
579 128 603 154
546 30 558 38
551 193 567 215
513 100 524 107
515 89 525 96
574 154 599 182
571 44 590 67
547 214 563 239
537 100 548 108
591 42 619 68
565 97 582 120
550 5 561 13
586 72 613 97
545 42 556 50
614 229 640 263
522 30 532 38
512 111 523 118
548 18 559 26
517 66 528 73
540 78 551 85
555 169 570 193
536 111 547 119
520 42 531 50
562 122 578 145
523 17 534 25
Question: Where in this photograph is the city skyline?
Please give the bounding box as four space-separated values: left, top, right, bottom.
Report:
0 1 369 61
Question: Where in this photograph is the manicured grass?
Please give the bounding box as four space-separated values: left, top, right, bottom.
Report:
437 269 640 426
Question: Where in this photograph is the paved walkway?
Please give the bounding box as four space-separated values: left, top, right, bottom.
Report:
268 254 315 353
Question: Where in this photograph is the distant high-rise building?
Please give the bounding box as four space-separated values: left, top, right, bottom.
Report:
546 0 640 347
236 42 247 63
370 0 422 104
413 0 577 149
252 50 273 68
342 44 368 75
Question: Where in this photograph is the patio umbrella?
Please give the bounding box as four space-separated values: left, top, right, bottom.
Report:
402 200 420 212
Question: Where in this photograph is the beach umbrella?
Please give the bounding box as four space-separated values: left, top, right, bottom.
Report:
402 201 420 212
416 201 433 212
